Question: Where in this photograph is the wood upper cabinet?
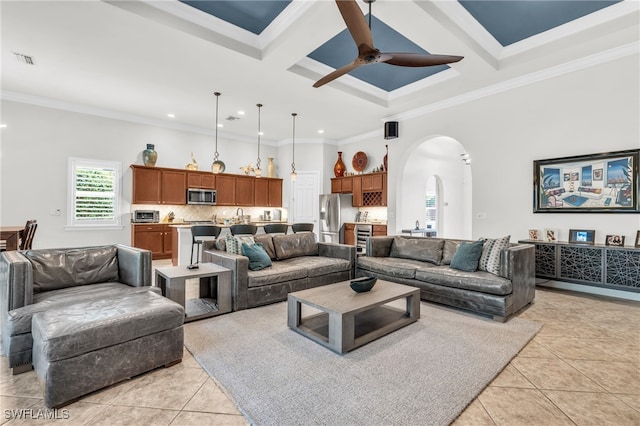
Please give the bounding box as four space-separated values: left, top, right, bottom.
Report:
352 176 363 207
132 166 161 204
331 176 353 194
131 224 172 259
214 174 236 206
161 170 187 204
362 173 383 191
253 178 282 207
187 172 215 189
235 176 255 206
131 165 185 205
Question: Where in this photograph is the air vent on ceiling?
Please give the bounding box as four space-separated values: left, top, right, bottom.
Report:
13 52 36 66
225 115 240 121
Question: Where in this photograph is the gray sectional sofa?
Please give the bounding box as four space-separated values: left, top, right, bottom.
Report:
203 232 356 310
357 236 535 321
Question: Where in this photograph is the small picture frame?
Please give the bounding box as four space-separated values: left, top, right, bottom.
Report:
605 235 625 246
544 228 558 242
528 229 539 240
636 231 640 248
569 229 595 245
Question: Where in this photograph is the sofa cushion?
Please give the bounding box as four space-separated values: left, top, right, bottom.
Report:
479 235 511 276
242 243 272 271
247 261 308 288
415 266 512 296
441 240 462 265
225 235 255 255
389 237 444 265
273 233 318 260
358 256 433 279
253 234 276 259
450 240 484 272
6 284 160 338
279 256 351 278
25 246 119 293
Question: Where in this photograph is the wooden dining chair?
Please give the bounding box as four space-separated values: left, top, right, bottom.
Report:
19 220 38 250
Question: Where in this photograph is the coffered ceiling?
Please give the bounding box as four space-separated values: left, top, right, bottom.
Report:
1 1 638 143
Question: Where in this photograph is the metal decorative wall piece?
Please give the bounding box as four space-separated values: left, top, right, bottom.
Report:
533 149 639 213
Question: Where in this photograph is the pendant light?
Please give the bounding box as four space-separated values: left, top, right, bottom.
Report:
290 112 297 181
255 103 263 178
211 92 226 174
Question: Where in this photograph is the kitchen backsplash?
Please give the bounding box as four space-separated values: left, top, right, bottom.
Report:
132 205 287 223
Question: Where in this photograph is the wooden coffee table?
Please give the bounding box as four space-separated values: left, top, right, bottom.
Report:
287 280 420 354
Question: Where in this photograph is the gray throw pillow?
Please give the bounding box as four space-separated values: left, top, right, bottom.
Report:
450 240 484 272
389 236 444 265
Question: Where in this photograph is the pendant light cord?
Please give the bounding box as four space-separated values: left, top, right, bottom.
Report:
214 92 220 161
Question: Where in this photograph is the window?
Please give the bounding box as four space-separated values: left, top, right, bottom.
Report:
67 158 122 229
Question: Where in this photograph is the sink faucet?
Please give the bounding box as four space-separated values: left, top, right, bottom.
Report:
236 208 243 217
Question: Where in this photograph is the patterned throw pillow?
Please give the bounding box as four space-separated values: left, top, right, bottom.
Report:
225 235 255 255
478 235 511 276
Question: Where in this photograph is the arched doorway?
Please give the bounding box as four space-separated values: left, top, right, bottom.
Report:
395 136 472 239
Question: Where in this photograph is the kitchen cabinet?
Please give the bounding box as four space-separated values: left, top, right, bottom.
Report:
214 175 236 205
331 176 353 194
362 174 383 191
187 171 215 189
343 223 355 246
235 176 255 206
254 178 283 207
131 166 186 205
352 176 363 207
131 224 172 260
373 224 387 236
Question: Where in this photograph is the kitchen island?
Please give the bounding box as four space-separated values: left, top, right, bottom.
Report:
169 221 290 266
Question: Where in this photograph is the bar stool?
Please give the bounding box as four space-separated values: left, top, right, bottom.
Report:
190 226 222 265
263 223 288 235
292 223 314 233
230 224 258 236
19 220 38 250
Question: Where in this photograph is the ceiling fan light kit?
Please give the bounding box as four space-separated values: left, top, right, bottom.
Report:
211 91 226 174
313 0 463 88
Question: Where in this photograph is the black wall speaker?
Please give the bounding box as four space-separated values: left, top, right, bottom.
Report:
384 121 398 139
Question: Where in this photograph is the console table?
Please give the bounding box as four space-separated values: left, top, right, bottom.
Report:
519 239 640 293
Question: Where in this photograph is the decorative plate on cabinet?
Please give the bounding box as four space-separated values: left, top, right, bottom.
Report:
352 151 368 172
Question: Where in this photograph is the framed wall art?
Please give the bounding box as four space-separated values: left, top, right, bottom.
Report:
544 228 558 242
568 229 595 245
528 229 539 240
533 149 639 213
605 235 625 246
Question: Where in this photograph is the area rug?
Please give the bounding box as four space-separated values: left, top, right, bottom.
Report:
184 301 541 426
563 194 589 206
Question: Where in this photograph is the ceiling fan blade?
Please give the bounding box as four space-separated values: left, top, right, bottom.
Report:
382 53 464 67
313 61 363 88
336 0 373 50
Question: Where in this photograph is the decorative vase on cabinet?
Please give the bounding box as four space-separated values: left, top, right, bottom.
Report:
334 151 346 177
143 144 158 167
267 157 275 178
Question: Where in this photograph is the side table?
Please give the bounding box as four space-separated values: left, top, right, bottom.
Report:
155 263 232 322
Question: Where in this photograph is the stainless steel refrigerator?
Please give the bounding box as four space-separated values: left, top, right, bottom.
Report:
319 194 357 244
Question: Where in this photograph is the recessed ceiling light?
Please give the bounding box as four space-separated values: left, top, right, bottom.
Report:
217 123 223 128
258 131 264 136
318 129 324 134
0 124 7 128
167 113 175 118
237 111 245 115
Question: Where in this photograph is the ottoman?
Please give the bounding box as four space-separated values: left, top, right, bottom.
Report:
32 291 184 408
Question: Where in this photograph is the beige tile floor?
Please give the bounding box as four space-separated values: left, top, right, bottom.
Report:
1 266 638 425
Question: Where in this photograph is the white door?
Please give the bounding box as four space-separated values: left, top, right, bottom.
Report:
290 172 319 236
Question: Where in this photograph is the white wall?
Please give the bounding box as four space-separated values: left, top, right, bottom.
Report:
379 53 639 244
0 101 278 248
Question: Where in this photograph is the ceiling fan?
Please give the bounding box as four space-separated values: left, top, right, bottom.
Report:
313 0 463 88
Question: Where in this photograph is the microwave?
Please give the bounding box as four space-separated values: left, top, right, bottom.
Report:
132 210 159 223
187 188 217 205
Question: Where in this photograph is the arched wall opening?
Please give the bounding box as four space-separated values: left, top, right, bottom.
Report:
394 135 472 239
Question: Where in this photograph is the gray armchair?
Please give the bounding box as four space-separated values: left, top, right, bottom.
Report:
0 244 154 373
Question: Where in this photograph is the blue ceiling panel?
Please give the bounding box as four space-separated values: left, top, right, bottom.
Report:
308 15 449 92
180 0 291 35
459 0 622 46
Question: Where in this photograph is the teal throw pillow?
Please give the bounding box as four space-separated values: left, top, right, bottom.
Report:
242 242 272 271
450 240 484 272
